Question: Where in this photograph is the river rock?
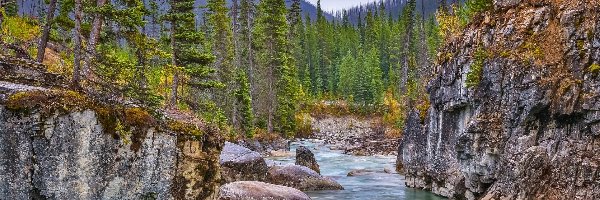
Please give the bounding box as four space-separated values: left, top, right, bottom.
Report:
267 165 343 191
218 181 311 200
347 169 375 176
295 146 320 174
383 167 393 174
220 142 268 183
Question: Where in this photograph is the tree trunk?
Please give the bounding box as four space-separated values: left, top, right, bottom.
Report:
401 2 415 96
169 22 179 108
266 41 275 134
71 0 83 88
83 0 107 79
231 0 240 68
36 0 57 63
135 19 148 90
136 48 147 89
0 0 5 40
400 44 409 95
247 15 256 105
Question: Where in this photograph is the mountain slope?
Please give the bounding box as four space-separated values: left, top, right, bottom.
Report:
338 0 450 25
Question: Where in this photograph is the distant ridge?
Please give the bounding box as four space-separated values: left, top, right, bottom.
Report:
331 0 453 25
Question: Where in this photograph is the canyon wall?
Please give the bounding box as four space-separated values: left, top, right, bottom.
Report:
399 0 600 199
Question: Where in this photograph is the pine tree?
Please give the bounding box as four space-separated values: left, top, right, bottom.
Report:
238 0 256 99
235 69 254 137
166 0 219 107
207 0 237 127
288 0 307 98
400 0 416 96
304 13 319 96
254 0 300 134
315 0 330 95
339 51 357 101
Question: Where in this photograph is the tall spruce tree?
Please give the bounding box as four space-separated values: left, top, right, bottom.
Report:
238 0 255 95
207 0 236 124
254 0 300 134
400 0 416 97
166 0 218 107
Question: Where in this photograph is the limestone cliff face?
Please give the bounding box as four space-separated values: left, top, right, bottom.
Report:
0 59 223 200
399 0 600 199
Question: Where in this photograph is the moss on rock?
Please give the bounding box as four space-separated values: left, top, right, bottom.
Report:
589 63 600 74
6 89 89 115
167 120 204 137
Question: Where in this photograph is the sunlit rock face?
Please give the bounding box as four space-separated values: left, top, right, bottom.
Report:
399 1 600 199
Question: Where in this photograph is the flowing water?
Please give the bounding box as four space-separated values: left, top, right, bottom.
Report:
267 139 445 200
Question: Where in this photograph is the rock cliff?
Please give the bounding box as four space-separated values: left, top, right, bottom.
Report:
399 0 600 199
0 58 223 199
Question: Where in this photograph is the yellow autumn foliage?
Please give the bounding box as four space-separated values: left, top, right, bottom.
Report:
1 15 40 44
382 89 405 129
436 8 462 41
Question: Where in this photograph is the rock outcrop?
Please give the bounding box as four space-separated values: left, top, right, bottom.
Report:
399 1 600 199
0 58 223 200
218 181 311 200
267 165 343 191
295 146 320 174
220 142 268 183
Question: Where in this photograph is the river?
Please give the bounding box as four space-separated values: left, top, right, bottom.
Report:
267 139 445 200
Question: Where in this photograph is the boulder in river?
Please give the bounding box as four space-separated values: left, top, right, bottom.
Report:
295 146 320 174
218 181 311 200
220 142 268 182
347 169 375 176
267 165 343 191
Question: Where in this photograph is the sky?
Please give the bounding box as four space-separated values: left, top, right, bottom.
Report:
306 0 379 12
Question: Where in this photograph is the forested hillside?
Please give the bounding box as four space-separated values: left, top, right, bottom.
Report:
337 0 449 25
1 0 492 138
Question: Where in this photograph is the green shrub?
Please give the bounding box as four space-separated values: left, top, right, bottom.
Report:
589 63 600 74
1 15 40 44
457 0 493 27
466 48 488 88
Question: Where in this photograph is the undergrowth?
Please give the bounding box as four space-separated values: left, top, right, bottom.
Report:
466 48 488 88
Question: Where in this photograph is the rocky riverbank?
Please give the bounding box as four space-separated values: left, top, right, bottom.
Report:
310 116 399 156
